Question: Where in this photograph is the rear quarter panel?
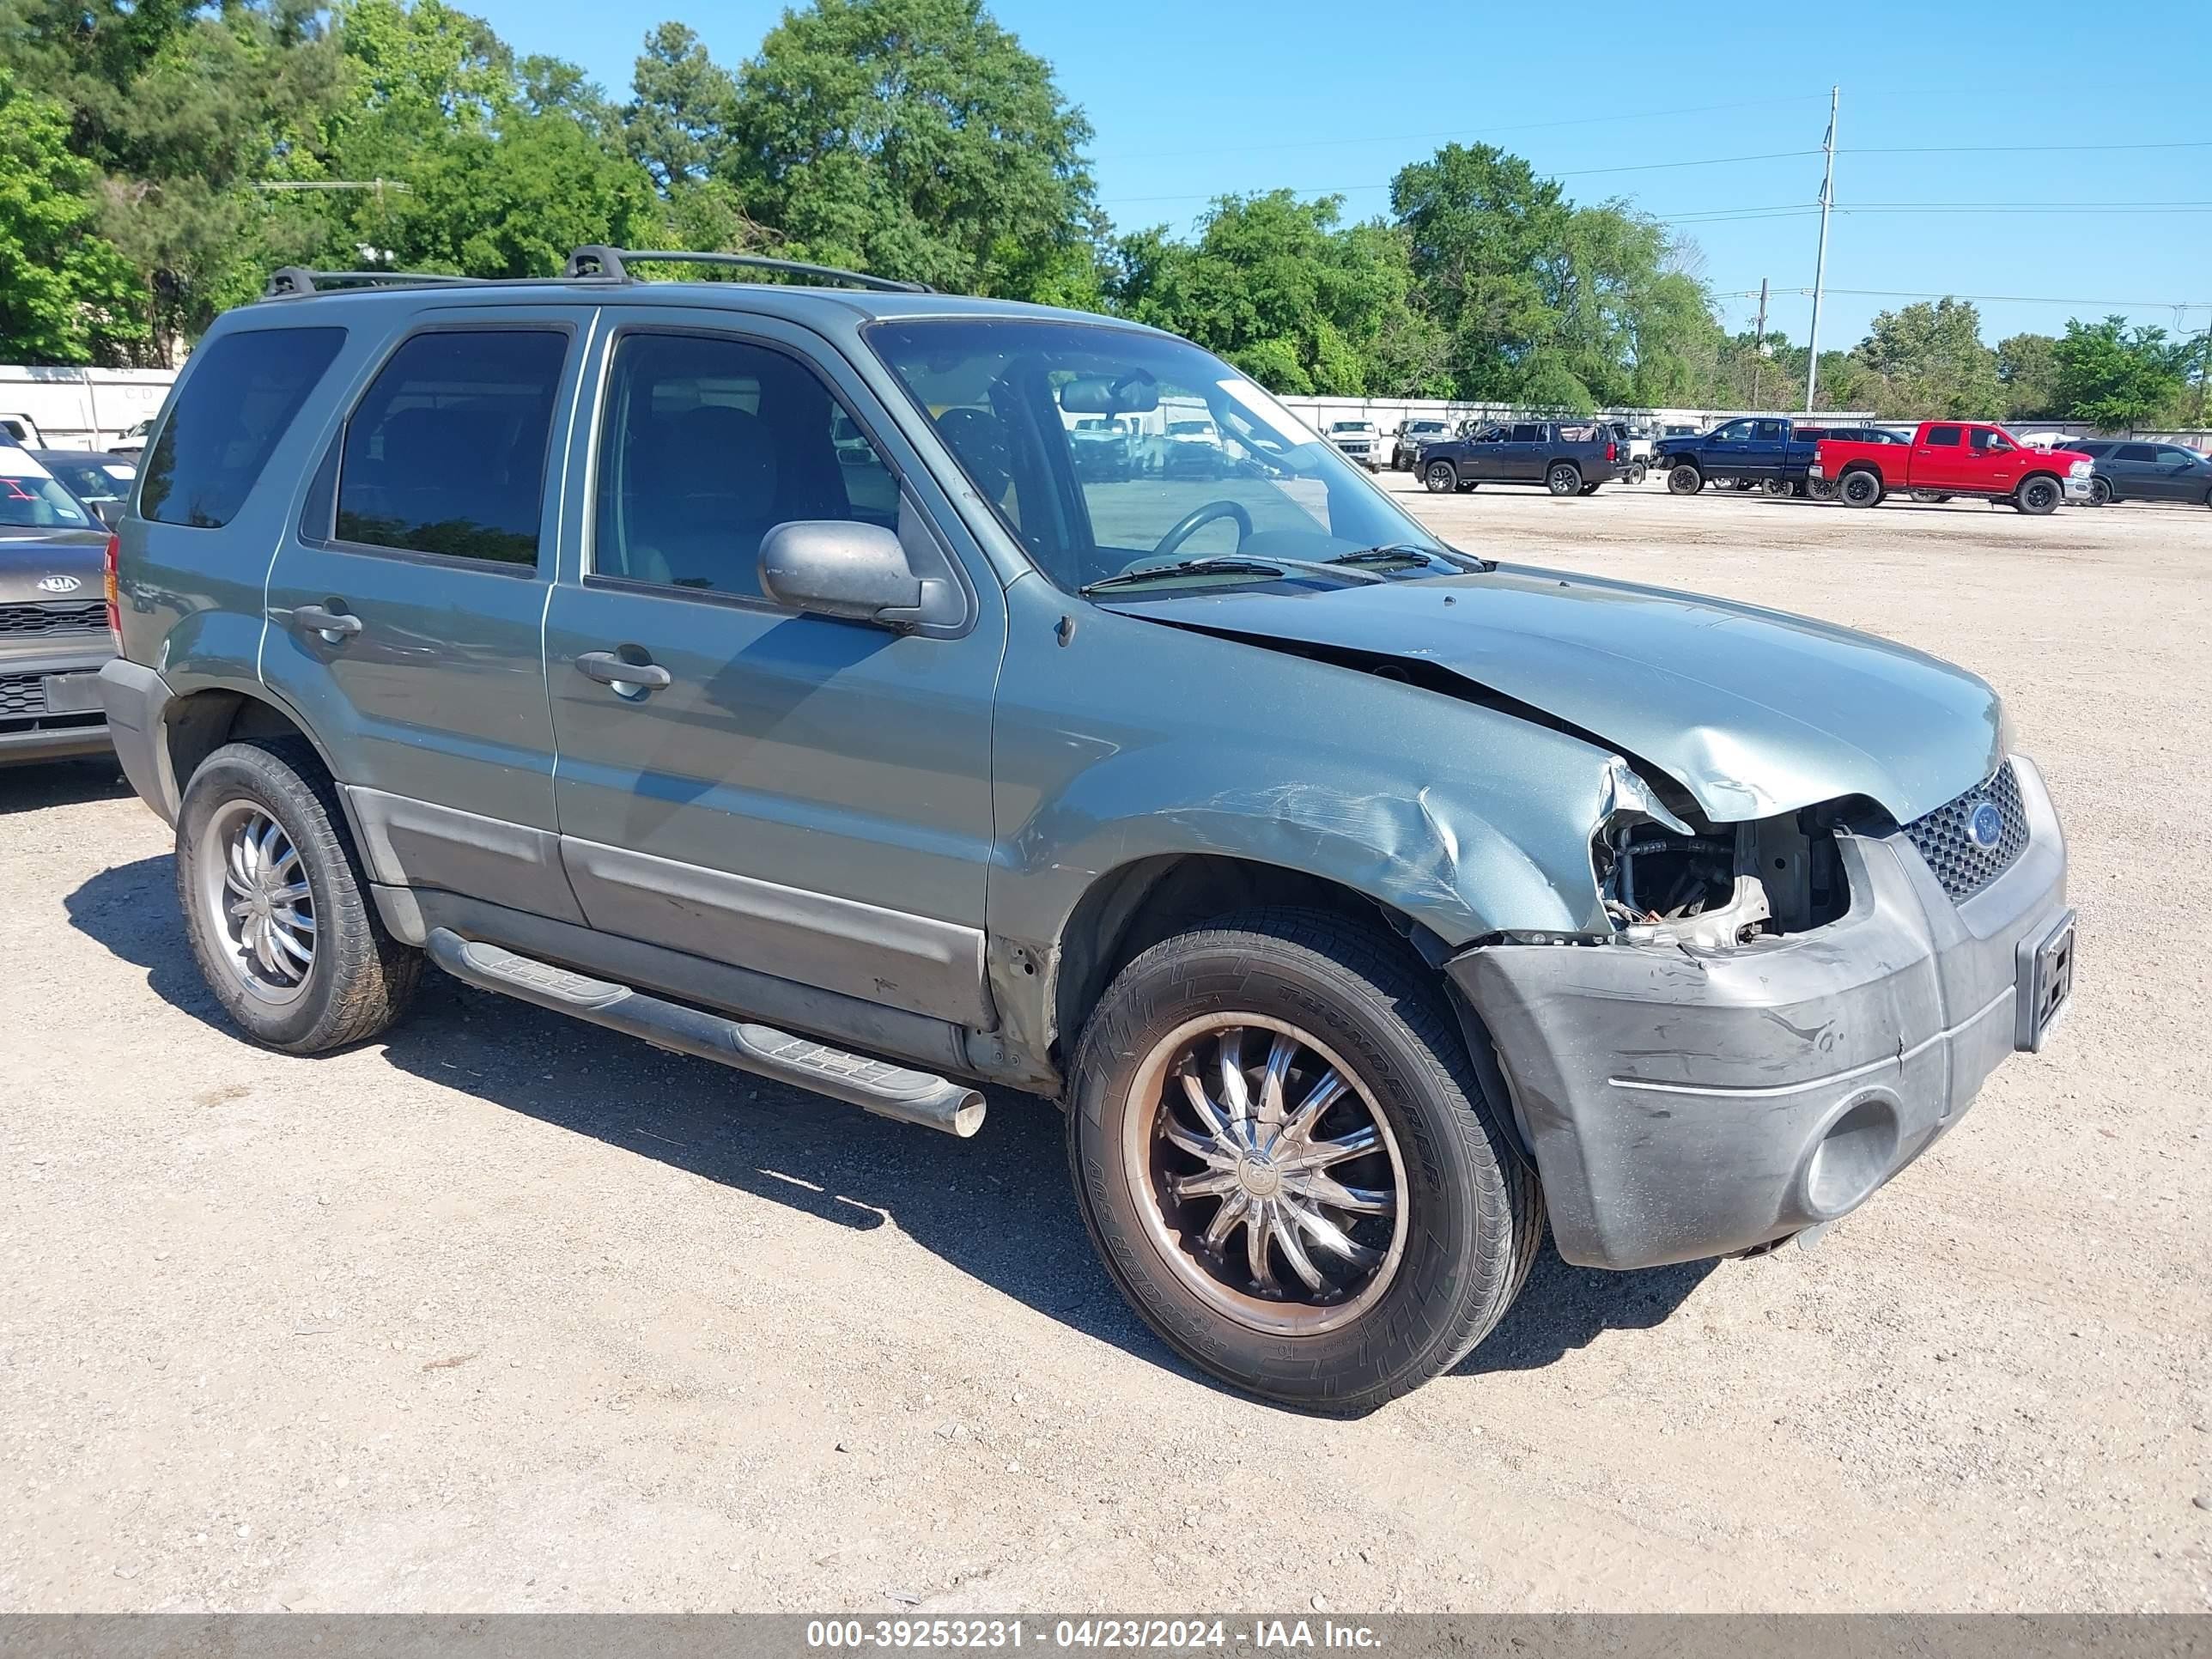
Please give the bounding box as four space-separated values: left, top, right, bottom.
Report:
1815 437 1905 486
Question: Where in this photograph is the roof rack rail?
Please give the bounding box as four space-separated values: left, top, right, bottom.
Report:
563 246 933 295
265 267 492 298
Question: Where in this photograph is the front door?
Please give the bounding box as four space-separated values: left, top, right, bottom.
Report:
1959 425 2025 495
261 306 597 922
542 312 1006 1030
2148 444 2209 502
1462 424 1509 481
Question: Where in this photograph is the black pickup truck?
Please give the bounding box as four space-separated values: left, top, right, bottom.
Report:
1656 417 1904 497
1418 420 1623 496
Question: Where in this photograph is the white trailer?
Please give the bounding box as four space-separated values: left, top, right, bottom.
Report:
1 366 177 452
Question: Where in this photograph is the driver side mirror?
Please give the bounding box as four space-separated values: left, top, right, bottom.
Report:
760 520 932 629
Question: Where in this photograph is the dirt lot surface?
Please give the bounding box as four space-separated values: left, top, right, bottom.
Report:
4 482 2209 1613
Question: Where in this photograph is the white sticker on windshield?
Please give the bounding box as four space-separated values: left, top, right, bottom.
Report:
1217 378 1322 445
101 464 136 480
0 451 54 479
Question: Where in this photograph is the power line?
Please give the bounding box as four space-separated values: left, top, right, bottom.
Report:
1719 285 2212 309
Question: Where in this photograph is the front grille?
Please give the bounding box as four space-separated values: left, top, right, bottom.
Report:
1903 762 2029 902
0 601 106 638
0 672 49 717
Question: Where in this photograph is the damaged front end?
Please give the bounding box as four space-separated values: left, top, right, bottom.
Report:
1592 791 1855 951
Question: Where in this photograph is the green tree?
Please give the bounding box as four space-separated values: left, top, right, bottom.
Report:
1996 332 2061 422
722 0 1099 298
624 22 735 192
2052 315 2188 428
1108 192 1438 396
0 67 146 361
1849 298 2001 418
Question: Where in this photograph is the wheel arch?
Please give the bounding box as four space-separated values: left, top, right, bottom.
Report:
161 684 368 854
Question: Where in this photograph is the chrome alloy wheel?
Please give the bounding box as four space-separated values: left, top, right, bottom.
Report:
196 799 316 1005
1123 1015 1410 1336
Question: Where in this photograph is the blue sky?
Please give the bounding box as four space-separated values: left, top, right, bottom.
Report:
472 0 2212 351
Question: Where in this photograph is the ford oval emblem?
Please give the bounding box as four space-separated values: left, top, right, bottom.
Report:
35 574 82 594
1967 801 2005 850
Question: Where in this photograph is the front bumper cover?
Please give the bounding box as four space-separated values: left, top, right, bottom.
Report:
1449 755 2070 1269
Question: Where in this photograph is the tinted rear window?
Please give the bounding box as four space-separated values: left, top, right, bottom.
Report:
336 330 568 566
141 327 346 528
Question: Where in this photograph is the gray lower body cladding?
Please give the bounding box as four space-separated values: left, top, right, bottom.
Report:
1449 755 2070 1270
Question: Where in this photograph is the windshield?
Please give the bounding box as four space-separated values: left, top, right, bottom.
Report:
0 452 95 528
865 319 1450 596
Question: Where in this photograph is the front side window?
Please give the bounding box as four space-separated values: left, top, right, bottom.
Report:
2156 447 2200 466
336 330 567 565
864 318 1450 596
142 326 345 528
592 331 899 598
1969 428 2014 454
1712 420 1752 443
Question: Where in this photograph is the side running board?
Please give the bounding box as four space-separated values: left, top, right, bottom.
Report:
425 927 985 1138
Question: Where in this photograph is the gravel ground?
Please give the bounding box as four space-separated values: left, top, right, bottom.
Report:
3 480 2208 1613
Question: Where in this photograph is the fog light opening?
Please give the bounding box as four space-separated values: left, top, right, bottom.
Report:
1803 1094 1900 1220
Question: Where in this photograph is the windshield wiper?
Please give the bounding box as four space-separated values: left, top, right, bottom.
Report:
1328 543 1493 573
1079 557 1288 596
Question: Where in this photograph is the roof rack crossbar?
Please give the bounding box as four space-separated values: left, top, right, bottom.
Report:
265 267 495 298
563 246 932 294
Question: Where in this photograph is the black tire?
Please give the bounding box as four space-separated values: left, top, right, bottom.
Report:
1423 459 1459 494
1628 461 1647 485
1546 462 1582 496
1066 908 1543 1414
1666 463 1702 495
1839 469 1883 508
2088 477 2112 507
174 737 421 1054
1578 483 1601 496
2015 475 2061 515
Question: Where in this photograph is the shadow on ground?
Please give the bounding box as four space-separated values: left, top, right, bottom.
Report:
1 755 131 817
67 853 1718 1406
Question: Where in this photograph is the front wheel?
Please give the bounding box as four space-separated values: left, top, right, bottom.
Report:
1424 459 1459 494
1066 910 1542 1413
1666 463 1702 495
1578 483 1601 496
2089 477 2112 507
175 738 421 1053
2016 476 2061 515
1547 462 1582 496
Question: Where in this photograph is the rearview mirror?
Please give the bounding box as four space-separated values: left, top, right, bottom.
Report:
1059 375 1161 416
759 520 926 628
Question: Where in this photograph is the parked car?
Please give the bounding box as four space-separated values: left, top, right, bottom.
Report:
1810 422 2094 514
1599 422 1650 483
1070 417 1135 482
107 417 153 455
1419 421 1625 496
1325 419 1383 472
31 449 137 523
2 439 115 765
99 251 2075 1411
2067 439 2212 507
1159 417 1226 477
1656 416 1822 495
1392 418 1450 471
1791 426 1905 500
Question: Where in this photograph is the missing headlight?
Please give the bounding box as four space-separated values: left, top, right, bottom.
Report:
1595 806 1850 947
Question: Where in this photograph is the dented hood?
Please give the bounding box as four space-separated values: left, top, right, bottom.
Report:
1103 565 2003 824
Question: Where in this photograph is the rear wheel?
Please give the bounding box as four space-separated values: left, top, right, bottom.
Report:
2016 476 2061 514
1424 459 1459 494
1627 461 1647 485
1547 462 1582 496
1839 469 1883 508
1666 463 1703 495
1578 483 1601 496
1067 910 1542 1413
175 738 421 1054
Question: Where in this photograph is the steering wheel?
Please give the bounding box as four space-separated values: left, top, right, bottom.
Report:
1149 499 1255 561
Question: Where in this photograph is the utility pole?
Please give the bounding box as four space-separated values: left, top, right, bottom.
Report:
1751 277 1770 410
1803 87 1838 414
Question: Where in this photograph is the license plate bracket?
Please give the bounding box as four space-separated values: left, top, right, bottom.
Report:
40 672 102 715
2014 910 2075 1053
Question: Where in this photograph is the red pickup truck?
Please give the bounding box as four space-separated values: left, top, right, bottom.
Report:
1809 422 2095 514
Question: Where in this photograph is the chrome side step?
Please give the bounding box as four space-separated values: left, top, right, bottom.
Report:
425 927 985 1138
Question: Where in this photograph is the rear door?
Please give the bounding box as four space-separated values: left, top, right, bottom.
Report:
261 305 596 923
1505 422 1546 483
540 307 1005 1029
2110 442 2161 499
1911 424 1972 491
1741 418 1789 483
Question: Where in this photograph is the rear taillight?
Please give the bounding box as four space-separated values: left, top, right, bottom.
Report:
1607 441 1618 462
104 532 120 640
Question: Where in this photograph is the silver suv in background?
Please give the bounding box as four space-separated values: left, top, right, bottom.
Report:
98 250 2074 1412
1326 419 1383 471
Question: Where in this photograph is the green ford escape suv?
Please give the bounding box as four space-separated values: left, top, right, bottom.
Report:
98 250 2075 1412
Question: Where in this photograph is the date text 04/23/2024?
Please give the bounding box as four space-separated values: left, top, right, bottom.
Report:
805 1619 1385 1650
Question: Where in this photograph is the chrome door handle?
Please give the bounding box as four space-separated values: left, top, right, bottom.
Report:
574 650 672 696
294 604 362 644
